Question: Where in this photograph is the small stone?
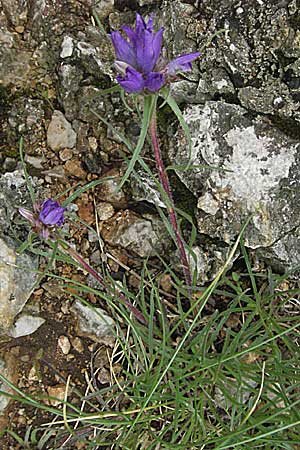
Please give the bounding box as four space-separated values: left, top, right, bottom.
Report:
71 337 84 353
60 36 74 58
64 159 86 178
15 25 24 33
59 148 73 161
71 299 115 343
101 210 169 258
8 315 45 338
76 196 94 224
97 367 111 384
28 366 39 382
98 168 127 208
96 202 115 221
0 351 19 413
47 384 66 406
3 157 17 172
160 274 173 293
58 335 71 355
25 155 45 169
47 110 76 151
93 0 114 20
88 136 98 151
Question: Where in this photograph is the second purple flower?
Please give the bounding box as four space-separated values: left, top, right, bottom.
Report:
110 13 200 94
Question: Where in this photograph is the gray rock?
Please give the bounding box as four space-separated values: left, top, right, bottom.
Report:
60 36 74 58
169 101 300 271
75 27 114 80
238 80 298 117
58 64 83 121
0 237 37 335
159 0 300 119
0 41 32 88
8 98 45 151
47 110 77 151
101 210 171 258
188 244 233 284
130 170 166 208
71 300 115 343
93 0 114 20
215 378 258 410
8 314 45 338
0 355 18 413
0 169 38 335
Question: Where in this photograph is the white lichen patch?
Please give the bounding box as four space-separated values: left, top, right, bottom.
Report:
187 104 221 167
211 125 298 208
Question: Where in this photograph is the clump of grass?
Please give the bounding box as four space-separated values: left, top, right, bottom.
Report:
1 232 300 449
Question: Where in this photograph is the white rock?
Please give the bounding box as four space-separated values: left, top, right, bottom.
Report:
8 315 45 338
0 238 37 334
71 300 115 342
58 335 71 355
60 36 73 58
47 110 76 151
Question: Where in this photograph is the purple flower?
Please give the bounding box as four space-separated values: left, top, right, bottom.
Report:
39 199 65 226
110 13 200 94
19 198 65 240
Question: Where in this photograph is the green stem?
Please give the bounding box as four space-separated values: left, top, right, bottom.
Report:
149 109 192 289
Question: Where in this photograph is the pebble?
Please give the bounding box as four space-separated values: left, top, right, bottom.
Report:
47 384 66 406
88 136 98 151
47 110 76 151
71 336 84 353
60 36 74 58
64 159 86 178
71 299 115 343
59 148 73 161
57 335 71 355
96 202 115 221
9 315 46 338
25 155 45 169
15 26 24 33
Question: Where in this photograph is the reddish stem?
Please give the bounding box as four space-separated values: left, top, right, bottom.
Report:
149 111 192 289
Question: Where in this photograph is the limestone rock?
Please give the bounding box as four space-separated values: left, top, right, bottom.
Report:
101 210 170 258
47 110 76 151
0 238 37 334
8 314 45 338
71 300 115 343
169 101 300 271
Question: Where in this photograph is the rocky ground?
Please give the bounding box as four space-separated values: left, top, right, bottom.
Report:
1 0 300 448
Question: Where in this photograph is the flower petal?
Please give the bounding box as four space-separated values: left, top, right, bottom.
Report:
135 13 147 35
152 28 164 68
136 28 163 74
18 207 35 225
167 52 200 75
122 25 137 43
145 72 165 92
110 31 136 67
39 199 65 226
117 67 145 93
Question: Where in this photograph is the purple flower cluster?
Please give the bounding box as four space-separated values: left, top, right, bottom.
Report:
19 199 65 239
110 13 200 94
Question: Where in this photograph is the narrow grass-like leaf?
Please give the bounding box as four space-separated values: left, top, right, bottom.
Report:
118 94 157 189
